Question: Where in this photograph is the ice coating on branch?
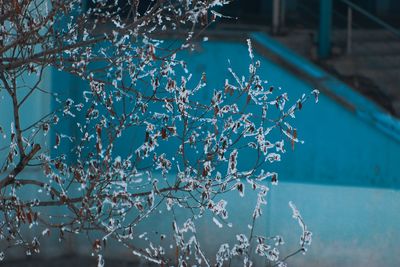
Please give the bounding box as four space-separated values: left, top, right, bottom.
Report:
289 201 313 249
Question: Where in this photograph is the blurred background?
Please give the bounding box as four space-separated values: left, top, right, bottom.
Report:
1 0 400 266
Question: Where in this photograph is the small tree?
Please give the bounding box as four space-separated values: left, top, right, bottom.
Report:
0 1 317 266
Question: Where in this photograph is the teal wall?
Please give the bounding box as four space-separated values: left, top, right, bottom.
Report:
1 35 400 265
40 38 400 266
51 39 400 188
181 42 400 188
63 38 400 265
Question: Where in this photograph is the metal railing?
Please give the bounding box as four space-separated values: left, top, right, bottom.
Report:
340 0 400 54
293 0 400 57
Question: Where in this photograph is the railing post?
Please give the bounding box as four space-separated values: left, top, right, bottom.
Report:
272 0 281 35
280 0 286 31
347 6 352 55
318 0 333 59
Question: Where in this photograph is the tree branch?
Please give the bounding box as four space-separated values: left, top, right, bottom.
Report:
0 143 41 189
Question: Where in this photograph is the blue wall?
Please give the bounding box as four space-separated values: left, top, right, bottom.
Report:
176 39 400 189
1 34 400 266
151 38 400 266
47 37 400 188
42 37 400 266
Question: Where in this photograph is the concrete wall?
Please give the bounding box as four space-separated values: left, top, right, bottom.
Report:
1 37 400 266
171 40 400 266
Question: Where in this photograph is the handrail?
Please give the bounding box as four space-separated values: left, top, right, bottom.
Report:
340 0 400 40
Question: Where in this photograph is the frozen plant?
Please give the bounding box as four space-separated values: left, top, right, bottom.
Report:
0 0 317 266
